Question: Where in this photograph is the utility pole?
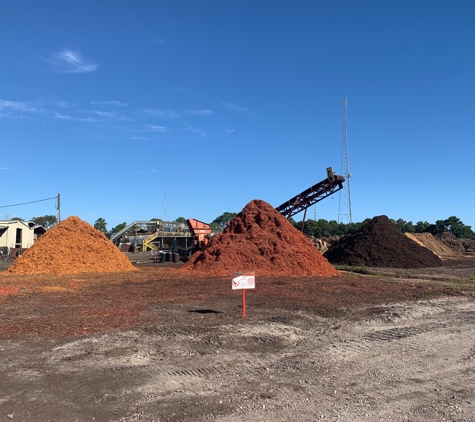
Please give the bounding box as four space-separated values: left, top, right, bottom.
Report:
338 98 352 223
56 193 61 223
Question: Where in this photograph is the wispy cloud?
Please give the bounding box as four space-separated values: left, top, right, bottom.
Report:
49 48 98 73
185 109 214 116
145 125 167 132
220 102 250 114
91 100 129 106
0 100 42 113
0 99 45 119
141 29 166 45
183 123 205 137
225 128 235 133
53 112 97 122
139 109 179 119
130 136 151 140
171 87 195 94
93 110 119 118
139 108 214 118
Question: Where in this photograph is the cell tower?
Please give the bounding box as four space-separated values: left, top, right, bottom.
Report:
338 97 352 223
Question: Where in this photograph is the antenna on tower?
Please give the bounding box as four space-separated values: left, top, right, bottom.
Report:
338 97 352 223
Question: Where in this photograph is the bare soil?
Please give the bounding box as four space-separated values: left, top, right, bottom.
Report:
1 258 475 421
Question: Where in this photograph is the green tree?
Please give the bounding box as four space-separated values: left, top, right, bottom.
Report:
10 217 23 221
110 222 127 235
404 221 415 233
174 217 187 224
415 221 430 233
294 219 318 236
31 215 58 229
443 216 475 238
211 212 237 232
425 219 447 237
94 218 107 233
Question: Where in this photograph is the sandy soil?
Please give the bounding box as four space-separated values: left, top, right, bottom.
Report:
1 258 475 421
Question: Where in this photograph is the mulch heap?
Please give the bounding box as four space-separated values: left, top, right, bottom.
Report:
178 199 339 277
406 232 457 258
324 215 443 268
5 216 137 275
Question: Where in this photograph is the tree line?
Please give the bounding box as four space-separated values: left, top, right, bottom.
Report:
290 215 475 239
6 213 474 239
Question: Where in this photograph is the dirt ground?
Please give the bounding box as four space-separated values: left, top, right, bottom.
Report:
1 256 475 421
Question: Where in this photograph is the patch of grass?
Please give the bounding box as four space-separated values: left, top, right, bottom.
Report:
335 264 370 275
469 274 475 281
450 279 464 290
352 265 370 275
449 278 475 292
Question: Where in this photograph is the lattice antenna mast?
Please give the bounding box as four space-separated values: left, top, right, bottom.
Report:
338 97 352 223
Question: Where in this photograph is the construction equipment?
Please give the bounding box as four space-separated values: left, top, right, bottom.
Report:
275 167 345 231
109 218 214 257
186 218 212 248
110 220 192 253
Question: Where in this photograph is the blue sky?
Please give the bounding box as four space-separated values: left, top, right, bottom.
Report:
1 1 474 230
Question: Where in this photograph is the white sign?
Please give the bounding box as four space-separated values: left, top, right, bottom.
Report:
232 273 255 290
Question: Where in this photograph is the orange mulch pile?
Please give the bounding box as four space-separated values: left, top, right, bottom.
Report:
5 216 137 275
179 199 339 277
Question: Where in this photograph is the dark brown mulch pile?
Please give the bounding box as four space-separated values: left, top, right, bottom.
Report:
324 215 443 268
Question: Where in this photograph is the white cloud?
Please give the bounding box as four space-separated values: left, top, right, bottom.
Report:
53 112 97 122
145 125 167 132
91 100 128 106
93 110 118 118
185 109 215 116
139 109 214 118
220 102 250 114
152 169 159 172
225 128 235 133
139 109 179 119
0 100 42 113
171 87 194 94
54 113 71 120
49 48 98 73
184 123 205 137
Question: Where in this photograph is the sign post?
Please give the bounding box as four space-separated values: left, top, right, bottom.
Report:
232 272 255 318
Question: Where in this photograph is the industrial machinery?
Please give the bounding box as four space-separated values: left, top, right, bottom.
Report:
110 220 191 252
186 218 212 248
275 167 345 230
109 218 212 257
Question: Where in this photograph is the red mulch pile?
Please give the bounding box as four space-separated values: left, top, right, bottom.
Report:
179 199 339 277
324 215 443 268
5 216 137 275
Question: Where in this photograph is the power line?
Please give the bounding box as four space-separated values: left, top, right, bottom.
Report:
0 196 58 208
